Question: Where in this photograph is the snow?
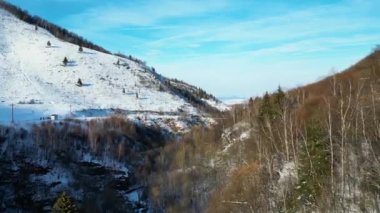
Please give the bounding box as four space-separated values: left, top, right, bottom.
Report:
273 161 297 198
220 121 252 153
81 152 129 176
278 161 296 185
203 98 230 111
0 104 45 123
239 130 251 141
0 9 206 125
127 191 140 203
32 167 72 186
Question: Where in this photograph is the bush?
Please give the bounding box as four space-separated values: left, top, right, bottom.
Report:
52 192 77 213
63 57 68 66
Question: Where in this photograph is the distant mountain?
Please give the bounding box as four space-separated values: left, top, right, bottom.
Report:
218 96 246 105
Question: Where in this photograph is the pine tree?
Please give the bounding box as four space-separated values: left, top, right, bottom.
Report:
52 192 77 213
76 78 83 86
248 97 254 108
259 92 275 121
63 57 68 66
35 25 38 31
294 120 330 208
273 86 286 116
275 86 285 108
47 41 51 47
78 45 83 52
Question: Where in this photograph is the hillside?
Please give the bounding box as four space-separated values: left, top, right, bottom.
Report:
0 4 228 211
146 50 380 212
0 6 225 127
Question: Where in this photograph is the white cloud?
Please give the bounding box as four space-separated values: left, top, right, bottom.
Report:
64 0 228 29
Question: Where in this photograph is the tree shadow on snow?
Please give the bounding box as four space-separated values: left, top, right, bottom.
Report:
62 61 78 67
46 45 60 48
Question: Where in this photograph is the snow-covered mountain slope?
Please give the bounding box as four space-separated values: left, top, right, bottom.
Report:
0 9 225 124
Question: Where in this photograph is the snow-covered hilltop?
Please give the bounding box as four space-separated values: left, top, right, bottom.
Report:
0 8 226 125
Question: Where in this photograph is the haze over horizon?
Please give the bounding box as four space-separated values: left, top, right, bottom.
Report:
7 0 380 99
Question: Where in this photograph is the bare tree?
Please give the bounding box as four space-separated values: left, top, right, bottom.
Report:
338 81 352 210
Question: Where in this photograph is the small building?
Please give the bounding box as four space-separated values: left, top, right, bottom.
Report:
50 114 58 121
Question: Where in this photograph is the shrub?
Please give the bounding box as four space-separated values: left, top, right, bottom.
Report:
63 57 68 66
52 192 77 213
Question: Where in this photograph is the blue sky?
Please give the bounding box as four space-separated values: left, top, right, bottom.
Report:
7 0 380 99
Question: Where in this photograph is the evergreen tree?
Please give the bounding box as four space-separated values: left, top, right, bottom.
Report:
275 86 285 107
47 41 51 47
274 86 286 114
35 25 38 31
63 57 68 66
259 92 275 121
78 45 83 52
76 78 83 86
52 192 77 213
294 120 330 209
248 97 254 108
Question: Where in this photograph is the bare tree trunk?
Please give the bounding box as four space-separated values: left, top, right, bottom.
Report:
261 119 278 154
369 84 380 165
289 113 297 162
370 84 380 139
300 129 313 172
339 81 352 211
333 75 337 97
282 106 289 161
326 99 335 198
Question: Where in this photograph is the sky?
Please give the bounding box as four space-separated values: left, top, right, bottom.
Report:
6 0 380 99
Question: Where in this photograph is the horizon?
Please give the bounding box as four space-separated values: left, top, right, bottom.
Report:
6 0 380 99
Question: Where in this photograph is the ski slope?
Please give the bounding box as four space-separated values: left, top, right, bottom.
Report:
0 9 224 125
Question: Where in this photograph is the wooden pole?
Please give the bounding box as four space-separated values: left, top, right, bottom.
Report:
11 103 14 124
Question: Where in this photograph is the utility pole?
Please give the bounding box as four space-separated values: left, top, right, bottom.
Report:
11 103 14 124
